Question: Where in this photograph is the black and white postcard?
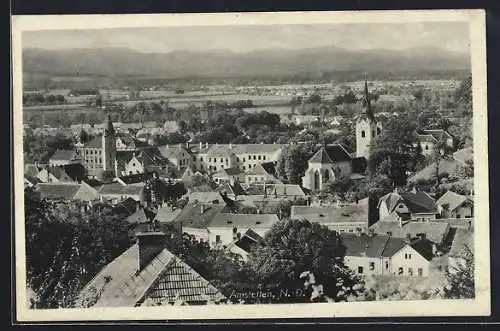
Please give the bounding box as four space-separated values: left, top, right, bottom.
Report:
12 10 490 321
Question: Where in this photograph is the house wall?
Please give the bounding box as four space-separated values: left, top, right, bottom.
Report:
453 205 473 218
183 227 210 242
420 141 436 156
391 245 430 277
100 192 144 204
125 156 144 175
344 255 385 277
411 212 437 222
320 221 368 234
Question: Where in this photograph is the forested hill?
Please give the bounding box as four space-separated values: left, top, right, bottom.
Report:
23 46 470 80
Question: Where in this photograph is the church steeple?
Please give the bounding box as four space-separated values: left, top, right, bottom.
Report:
104 114 115 137
362 72 374 121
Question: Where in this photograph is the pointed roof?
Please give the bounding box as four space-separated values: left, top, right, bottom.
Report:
309 147 334 164
104 114 115 136
359 73 375 122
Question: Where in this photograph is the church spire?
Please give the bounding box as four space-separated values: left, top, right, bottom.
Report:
362 72 374 121
104 113 115 136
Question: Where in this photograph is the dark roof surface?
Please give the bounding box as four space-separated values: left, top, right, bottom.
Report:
173 203 225 228
309 148 334 164
50 150 77 161
340 233 406 258
38 183 81 200
369 221 449 244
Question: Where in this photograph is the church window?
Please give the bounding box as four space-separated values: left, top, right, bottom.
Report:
372 130 375 137
361 130 366 138
324 170 330 181
377 127 381 135
425 145 429 150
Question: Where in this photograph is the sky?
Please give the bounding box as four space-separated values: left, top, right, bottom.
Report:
22 22 470 54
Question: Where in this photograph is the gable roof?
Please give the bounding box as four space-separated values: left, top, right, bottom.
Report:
25 175 42 186
231 229 263 253
216 182 246 197
154 205 184 223
125 208 156 224
341 233 406 258
369 221 450 244
76 243 226 307
436 191 472 212
208 213 279 229
49 149 77 161
421 129 453 141
61 163 86 181
37 183 81 200
309 148 334 164
173 203 225 228
25 164 41 177
187 191 225 204
324 144 352 162
217 167 244 176
379 190 437 214
453 147 473 165
112 197 139 215
291 198 369 224
116 133 150 149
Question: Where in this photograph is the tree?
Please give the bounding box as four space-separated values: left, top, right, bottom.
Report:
245 219 364 303
443 245 475 299
370 114 423 186
276 142 316 184
322 177 352 201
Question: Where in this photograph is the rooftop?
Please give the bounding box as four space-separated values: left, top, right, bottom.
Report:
379 190 437 214
369 221 449 244
291 198 369 224
436 191 472 212
49 149 78 161
449 228 474 257
99 182 145 195
173 202 226 229
37 182 81 200
76 242 226 307
208 213 279 229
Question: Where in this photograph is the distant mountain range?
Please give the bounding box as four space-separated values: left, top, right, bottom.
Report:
22 46 470 79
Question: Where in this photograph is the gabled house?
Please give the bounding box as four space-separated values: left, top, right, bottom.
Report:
98 182 145 204
76 232 227 307
436 191 473 219
378 189 438 222
48 149 81 166
416 129 454 156
341 232 436 277
37 165 75 183
207 213 279 247
171 202 226 242
225 229 263 261
212 167 245 185
37 182 99 201
369 220 450 245
244 162 281 185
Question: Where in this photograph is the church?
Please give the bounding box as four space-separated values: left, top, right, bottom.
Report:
302 75 382 192
75 114 118 179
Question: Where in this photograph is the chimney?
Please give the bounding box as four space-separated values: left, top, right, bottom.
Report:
229 143 232 149
405 233 412 244
206 142 208 149
136 232 166 271
199 141 202 150
200 204 205 214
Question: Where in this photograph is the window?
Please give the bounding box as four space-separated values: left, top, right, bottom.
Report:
200 157 203 162
425 145 429 150
258 155 261 160
243 158 245 162
348 229 353 233
243 166 245 170
385 261 389 270
208 158 211 162
369 262 375 271
99 158 102 163
398 267 403 275
215 235 221 243
220 158 223 163
405 253 412 260
236 157 240 162
358 266 363 274
408 268 413 276
418 268 423 276
361 130 365 138
372 130 375 137
132 163 136 167
377 127 381 135
253 155 256 160
263 156 266 160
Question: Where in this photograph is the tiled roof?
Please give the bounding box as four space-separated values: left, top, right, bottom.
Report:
76 243 226 307
417 134 438 143
244 184 306 198
126 208 156 224
341 233 406 258
45 166 74 181
118 172 156 185
206 144 285 157
216 167 243 176
99 182 145 195
369 221 449 244
157 145 190 160
38 183 81 200
173 203 226 229
324 144 352 162
216 182 246 197
246 163 271 176
449 228 474 257
208 213 279 229
291 198 369 224
50 150 77 161
188 191 225 204
436 191 472 212
62 163 86 181
422 129 453 141
83 135 103 148
154 205 184 223
24 164 41 177
309 148 334 164
379 191 437 214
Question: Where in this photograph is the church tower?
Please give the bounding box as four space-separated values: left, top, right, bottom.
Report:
355 74 382 159
102 114 117 176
